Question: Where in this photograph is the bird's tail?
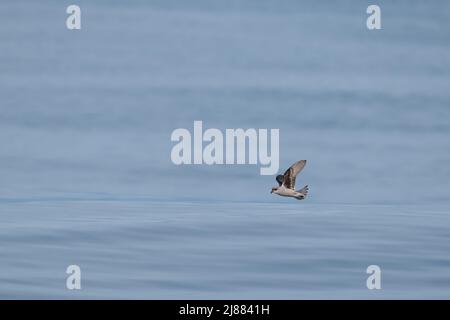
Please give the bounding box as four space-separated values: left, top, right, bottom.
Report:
296 185 309 198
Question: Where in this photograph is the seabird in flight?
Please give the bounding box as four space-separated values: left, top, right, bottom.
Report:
271 160 309 200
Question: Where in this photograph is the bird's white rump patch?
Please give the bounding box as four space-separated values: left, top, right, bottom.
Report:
171 121 279 175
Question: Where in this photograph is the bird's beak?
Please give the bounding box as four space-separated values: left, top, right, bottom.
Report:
270 190 273 194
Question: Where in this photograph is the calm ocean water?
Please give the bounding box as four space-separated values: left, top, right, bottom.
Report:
0 0 449 298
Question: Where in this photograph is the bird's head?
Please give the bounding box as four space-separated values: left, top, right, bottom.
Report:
271 187 278 194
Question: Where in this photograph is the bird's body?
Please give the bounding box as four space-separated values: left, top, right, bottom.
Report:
271 160 309 200
272 184 308 200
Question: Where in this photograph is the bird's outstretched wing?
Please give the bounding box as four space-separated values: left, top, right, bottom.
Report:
276 175 284 186
282 160 307 190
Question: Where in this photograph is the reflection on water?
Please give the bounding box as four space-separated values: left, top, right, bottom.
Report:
1 201 450 299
